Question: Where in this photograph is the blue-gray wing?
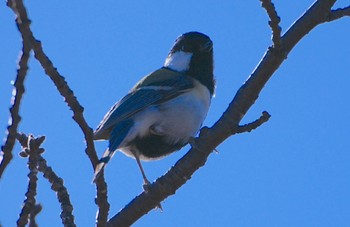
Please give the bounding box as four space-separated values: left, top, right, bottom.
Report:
93 68 194 140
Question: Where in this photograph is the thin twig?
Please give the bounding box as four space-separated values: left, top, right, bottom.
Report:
29 204 42 227
261 0 282 48
7 0 98 169
16 134 41 227
95 175 110 227
17 132 77 227
7 0 110 223
0 38 31 178
236 111 271 134
37 155 76 226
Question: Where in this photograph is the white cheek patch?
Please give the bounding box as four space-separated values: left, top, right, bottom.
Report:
164 51 193 72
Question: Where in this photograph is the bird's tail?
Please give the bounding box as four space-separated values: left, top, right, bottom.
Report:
92 148 115 183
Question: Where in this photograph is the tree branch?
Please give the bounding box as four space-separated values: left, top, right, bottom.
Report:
28 204 43 227
236 111 271 134
7 0 98 169
108 0 347 226
261 0 282 48
7 0 110 223
38 155 76 226
16 134 41 227
29 204 42 227
94 174 110 227
327 6 350 21
17 133 77 227
0 37 31 179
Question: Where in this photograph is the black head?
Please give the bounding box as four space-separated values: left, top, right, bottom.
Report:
164 32 215 95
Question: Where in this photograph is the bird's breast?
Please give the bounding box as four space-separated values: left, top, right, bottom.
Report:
120 79 211 160
155 80 211 141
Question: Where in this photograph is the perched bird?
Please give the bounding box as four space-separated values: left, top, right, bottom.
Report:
93 31 215 185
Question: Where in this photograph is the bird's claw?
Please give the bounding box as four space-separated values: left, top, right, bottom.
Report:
142 179 152 191
142 180 163 211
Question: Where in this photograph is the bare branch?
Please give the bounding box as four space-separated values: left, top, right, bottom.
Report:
327 6 350 21
16 134 41 227
0 40 30 178
38 156 76 226
7 0 110 222
17 133 77 227
261 0 282 48
29 204 42 227
95 175 110 227
6 0 349 226
236 111 271 134
108 0 342 225
7 0 98 168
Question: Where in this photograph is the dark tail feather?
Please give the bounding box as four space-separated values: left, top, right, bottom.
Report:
93 120 133 183
92 149 114 183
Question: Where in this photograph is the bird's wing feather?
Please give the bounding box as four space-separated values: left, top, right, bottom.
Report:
94 68 194 139
92 119 134 182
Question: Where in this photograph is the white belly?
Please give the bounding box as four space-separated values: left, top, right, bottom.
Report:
153 80 211 143
119 80 211 158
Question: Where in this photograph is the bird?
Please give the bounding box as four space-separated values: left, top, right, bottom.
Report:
93 31 215 186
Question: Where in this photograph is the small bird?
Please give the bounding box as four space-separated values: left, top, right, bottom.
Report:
93 31 215 186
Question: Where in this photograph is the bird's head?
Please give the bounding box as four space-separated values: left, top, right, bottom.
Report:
164 31 215 95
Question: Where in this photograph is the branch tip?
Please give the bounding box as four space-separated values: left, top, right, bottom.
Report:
16 133 77 227
7 1 107 224
236 111 271 134
328 6 350 22
261 0 282 48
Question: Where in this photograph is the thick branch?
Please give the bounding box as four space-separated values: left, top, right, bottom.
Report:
108 0 345 226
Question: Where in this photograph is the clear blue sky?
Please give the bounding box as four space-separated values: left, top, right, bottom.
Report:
1 1 350 226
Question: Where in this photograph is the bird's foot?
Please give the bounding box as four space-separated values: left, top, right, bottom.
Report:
142 179 163 211
142 179 152 192
188 137 198 149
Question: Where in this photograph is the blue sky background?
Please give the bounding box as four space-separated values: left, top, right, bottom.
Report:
1 1 350 226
